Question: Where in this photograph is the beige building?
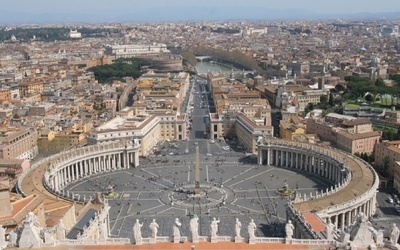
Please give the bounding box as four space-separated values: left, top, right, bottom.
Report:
209 111 237 139
394 161 400 193
306 114 381 155
87 107 186 155
0 88 11 104
134 71 189 113
375 141 400 181
235 113 273 153
279 116 306 140
19 81 44 98
0 127 38 160
384 108 400 124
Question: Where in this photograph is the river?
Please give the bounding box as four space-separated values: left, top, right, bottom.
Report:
195 61 232 76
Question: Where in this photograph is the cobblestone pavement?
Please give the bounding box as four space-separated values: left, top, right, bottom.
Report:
65 149 332 239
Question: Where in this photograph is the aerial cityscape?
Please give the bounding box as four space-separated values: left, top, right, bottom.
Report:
1 1 400 249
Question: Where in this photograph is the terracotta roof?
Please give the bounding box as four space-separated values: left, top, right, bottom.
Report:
0 194 44 230
302 212 326 232
336 130 381 140
341 118 371 126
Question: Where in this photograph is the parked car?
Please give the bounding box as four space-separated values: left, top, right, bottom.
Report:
388 197 394 204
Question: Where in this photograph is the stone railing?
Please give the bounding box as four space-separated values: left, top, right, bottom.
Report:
58 238 131 245
287 203 319 239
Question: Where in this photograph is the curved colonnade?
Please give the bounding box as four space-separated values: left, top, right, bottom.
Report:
18 141 140 203
258 138 379 232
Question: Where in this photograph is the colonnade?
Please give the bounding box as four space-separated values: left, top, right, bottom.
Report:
259 147 347 185
257 138 379 232
43 141 140 195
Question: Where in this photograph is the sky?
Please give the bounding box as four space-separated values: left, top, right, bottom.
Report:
1 0 400 24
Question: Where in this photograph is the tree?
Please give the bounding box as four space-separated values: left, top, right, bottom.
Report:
365 94 374 102
304 103 315 116
329 92 334 106
375 78 385 87
390 74 400 85
335 84 345 92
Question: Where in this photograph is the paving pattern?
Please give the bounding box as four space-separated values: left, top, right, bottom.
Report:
65 149 332 239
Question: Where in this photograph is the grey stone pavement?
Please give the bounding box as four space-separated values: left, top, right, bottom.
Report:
65 143 332 239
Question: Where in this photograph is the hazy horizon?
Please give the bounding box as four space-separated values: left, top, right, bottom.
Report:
2 0 400 24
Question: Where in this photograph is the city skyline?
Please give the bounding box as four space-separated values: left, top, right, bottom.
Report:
1 0 400 24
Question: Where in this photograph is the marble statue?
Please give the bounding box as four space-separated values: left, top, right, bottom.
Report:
99 220 108 239
248 219 257 239
210 217 220 238
8 230 17 247
390 223 400 245
44 228 56 244
190 215 199 240
19 212 42 248
326 218 335 241
134 139 140 147
173 218 182 238
285 220 294 240
133 219 143 245
149 219 159 238
0 225 5 244
56 219 66 240
235 218 242 238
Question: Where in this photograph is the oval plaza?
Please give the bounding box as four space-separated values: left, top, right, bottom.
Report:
16 134 380 247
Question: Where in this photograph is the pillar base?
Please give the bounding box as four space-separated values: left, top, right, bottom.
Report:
173 236 180 243
234 236 243 243
249 237 256 244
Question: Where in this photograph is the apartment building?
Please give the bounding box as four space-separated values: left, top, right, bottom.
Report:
375 141 400 190
104 44 170 59
19 81 44 98
134 71 189 112
0 88 11 104
279 116 306 140
306 114 381 154
0 127 38 160
209 111 237 140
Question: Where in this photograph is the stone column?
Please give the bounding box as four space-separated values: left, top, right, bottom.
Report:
134 152 139 167
258 149 263 165
267 148 271 165
106 155 110 171
89 159 92 175
118 153 121 169
54 174 59 191
286 151 289 167
72 164 76 181
63 168 67 185
68 165 72 182
340 213 345 230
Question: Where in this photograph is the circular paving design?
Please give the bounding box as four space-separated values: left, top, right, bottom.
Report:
65 154 332 238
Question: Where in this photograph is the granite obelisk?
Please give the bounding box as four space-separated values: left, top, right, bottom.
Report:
195 145 201 194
